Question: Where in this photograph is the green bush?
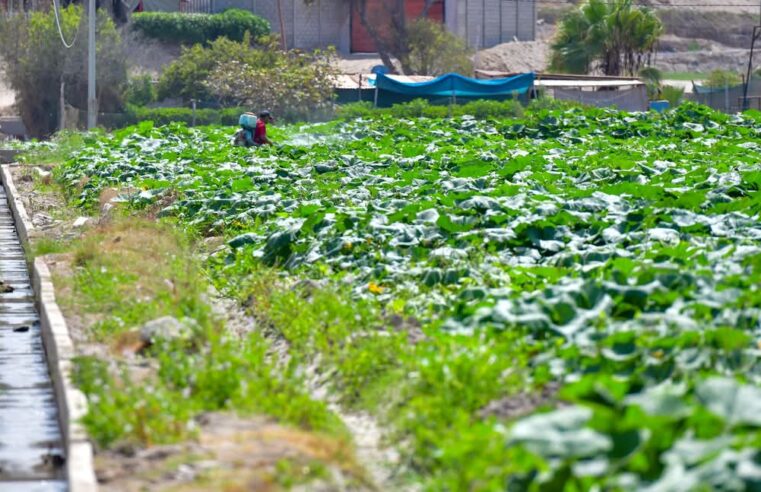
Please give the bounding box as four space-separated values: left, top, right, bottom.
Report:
527 97 583 112
337 98 524 120
101 104 334 130
158 34 338 119
0 7 126 137
404 18 473 76
131 9 270 45
125 75 157 107
157 34 275 101
205 48 338 117
122 105 242 127
704 69 743 89
661 85 685 107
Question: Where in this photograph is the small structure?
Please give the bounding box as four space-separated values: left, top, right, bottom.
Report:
0 117 28 141
371 72 535 107
477 71 648 112
147 0 536 54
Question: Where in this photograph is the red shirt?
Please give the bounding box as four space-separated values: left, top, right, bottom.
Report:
254 119 267 145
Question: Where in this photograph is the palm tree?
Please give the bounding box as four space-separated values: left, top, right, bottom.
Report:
550 0 662 77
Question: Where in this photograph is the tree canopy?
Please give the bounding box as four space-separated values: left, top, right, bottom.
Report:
550 0 662 76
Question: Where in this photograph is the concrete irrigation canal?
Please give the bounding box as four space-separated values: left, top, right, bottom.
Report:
0 182 66 491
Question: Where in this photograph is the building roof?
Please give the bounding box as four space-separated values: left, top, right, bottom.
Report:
476 70 644 88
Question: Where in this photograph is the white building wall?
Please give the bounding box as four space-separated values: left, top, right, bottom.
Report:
451 0 535 49
140 0 532 53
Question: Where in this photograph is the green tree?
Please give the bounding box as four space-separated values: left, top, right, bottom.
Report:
639 67 663 99
0 7 126 137
204 48 338 120
704 70 742 89
157 33 280 102
405 18 472 76
550 0 662 76
157 33 338 120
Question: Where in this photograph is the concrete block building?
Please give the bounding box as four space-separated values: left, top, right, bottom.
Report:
144 0 536 53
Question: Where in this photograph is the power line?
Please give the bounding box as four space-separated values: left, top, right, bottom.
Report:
52 0 79 49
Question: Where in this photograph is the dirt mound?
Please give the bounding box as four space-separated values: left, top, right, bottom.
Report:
474 41 549 74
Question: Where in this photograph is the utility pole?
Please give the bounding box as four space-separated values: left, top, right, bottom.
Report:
87 0 96 129
742 2 761 110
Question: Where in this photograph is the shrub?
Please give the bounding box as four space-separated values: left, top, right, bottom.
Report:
202 46 339 118
704 69 743 89
337 98 525 120
123 105 242 127
0 7 126 137
639 67 663 99
157 33 279 102
100 104 332 130
661 85 685 107
404 18 473 76
125 75 157 107
458 99 524 119
527 97 583 112
131 9 270 45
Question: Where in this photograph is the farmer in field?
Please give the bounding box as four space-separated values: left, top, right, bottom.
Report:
253 110 274 146
235 110 274 147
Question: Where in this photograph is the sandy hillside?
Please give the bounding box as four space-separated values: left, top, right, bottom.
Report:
473 1 757 74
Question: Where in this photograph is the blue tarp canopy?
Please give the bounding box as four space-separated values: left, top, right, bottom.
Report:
375 72 535 98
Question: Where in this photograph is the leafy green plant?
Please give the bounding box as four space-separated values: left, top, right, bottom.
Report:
131 9 270 45
124 74 157 107
551 0 663 76
204 48 338 117
0 7 126 137
639 67 663 99
661 85 685 107
704 69 743 89
52 102 761 489
157 33 337 120
404 18 473 76
337 98 524 120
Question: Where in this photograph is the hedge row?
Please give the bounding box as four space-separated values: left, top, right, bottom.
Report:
336 98 527 120
131 9 270 45
99 105 245 129
98 98 571 130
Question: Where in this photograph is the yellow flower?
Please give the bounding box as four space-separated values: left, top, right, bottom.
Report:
368 282 384 295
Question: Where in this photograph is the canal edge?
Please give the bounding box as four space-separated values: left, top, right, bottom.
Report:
1 164 98 492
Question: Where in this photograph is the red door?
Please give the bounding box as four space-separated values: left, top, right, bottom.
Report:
351 0 445 54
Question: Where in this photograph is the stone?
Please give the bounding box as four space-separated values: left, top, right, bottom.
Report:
72 217 91 228
139 316 186 344
31 213 53 228
33 167 52 184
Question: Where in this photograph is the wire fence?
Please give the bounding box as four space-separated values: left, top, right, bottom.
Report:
179 0 212 14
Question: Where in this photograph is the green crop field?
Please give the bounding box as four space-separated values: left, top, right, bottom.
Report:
55 103 761 489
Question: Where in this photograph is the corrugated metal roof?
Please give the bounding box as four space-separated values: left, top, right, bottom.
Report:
536 79 644 88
